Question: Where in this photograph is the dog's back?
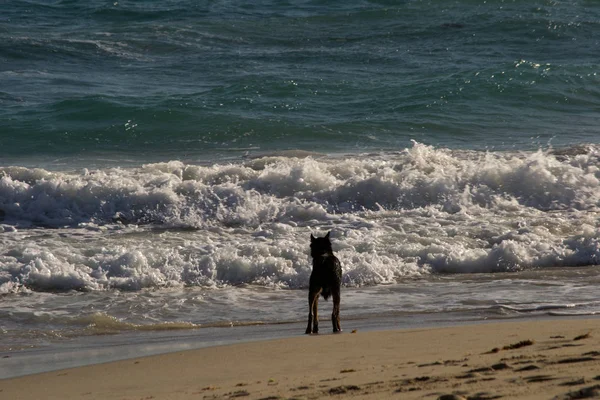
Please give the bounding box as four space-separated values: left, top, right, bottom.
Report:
311 252 341 300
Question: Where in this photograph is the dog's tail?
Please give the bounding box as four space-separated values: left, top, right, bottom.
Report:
321 287 331 300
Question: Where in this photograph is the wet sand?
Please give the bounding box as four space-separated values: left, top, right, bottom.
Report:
2 318 600 400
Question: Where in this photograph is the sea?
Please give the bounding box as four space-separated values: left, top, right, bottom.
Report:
2 0 600 378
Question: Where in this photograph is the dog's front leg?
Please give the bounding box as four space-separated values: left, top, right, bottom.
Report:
312 293 319 333
305 300 313 335
332 289 341 333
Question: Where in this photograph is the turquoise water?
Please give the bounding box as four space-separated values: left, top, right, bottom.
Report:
2 0 600 165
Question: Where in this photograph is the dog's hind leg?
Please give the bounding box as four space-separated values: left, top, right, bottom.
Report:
306 289 321 334
331 288 341 333
312 294 320 333
305 292 313 334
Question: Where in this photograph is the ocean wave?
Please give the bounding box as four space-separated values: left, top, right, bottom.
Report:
1 143 600 292
1 142 599 227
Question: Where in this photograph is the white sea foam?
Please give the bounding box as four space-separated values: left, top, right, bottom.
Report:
1 142 600 292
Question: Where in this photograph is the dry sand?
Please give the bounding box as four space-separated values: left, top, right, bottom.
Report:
2 318 600 400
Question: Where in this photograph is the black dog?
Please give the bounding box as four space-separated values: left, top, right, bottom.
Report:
306 231 342 334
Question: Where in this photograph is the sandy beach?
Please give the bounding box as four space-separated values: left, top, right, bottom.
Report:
2 318 600 400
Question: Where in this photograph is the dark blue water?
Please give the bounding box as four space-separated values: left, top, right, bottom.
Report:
2 0 599 167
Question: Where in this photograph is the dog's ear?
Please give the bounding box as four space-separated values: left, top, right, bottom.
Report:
310 234 315 242
325 231 331 239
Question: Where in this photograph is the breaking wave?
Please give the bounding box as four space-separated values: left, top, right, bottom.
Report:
1 142 600 292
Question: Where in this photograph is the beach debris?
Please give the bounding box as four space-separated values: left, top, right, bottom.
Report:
328 385 360 395
468 367 494 373
292 385 310 391
364 381 385 386
228 390 250 398
418 361 443 367
583 351 600 357
456 372 480 379
443 358 469 366
340 369 356 373
488 339 535 353
319 377 340 382
573 333 591 341
560 344 584 348
351 329 357 333
503 340 534 350
524 375 556 383
560 378 587 387
556 357 596 364
515 364 540 372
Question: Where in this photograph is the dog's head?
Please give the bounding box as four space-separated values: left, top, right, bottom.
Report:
310 231 333 258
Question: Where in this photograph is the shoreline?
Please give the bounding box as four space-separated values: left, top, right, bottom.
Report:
2 317 600 399
2 311 591 380
0 310 494 380
5 266 600 381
